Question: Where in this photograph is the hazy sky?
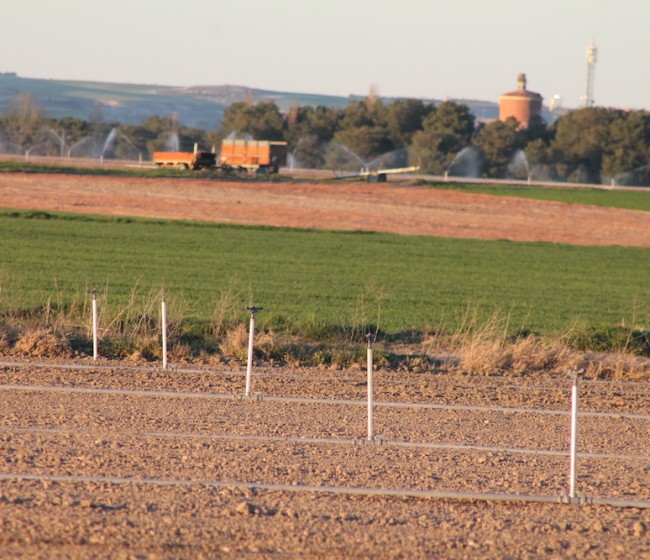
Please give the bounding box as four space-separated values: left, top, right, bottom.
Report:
2 0 648 110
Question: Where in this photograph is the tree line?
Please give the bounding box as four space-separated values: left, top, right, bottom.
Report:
2 91 650 185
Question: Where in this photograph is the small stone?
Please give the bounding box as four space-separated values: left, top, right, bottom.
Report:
236 501 257 515
633 521 647 537
87 535 104 545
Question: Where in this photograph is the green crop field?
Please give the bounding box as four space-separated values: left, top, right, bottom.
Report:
2 209 650 338
425 181 650 212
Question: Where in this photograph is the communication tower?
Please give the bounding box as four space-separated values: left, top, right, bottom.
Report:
585 40 597 107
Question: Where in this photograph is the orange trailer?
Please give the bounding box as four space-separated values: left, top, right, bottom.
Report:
152 149 216 170
219 139 287 174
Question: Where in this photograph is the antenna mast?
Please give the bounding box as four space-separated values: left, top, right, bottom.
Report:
585 40 597 108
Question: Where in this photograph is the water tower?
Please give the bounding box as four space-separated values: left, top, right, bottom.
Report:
498 74 543 128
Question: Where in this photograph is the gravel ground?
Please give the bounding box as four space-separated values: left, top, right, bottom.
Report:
1 359 649 558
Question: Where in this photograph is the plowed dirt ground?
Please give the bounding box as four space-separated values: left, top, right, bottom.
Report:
2 172 650 246
1 172 650 558
0 360 649 559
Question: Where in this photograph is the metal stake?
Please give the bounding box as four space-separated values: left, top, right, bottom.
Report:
161 290 168 370
568 370 581 498
89 289 98 361
366 333 374 441
245 306 262 397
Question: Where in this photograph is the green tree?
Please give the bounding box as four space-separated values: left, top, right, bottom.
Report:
425 101 475 144
56 117 91 147
524 115 553 144
284 106 338 147
409 101 475 174
551 108 620 183
472 118 525 178
282 105 342 169
289 134 328 169
339 99 379 130
221 101 285 140
601 110 650 182
306 105 342 144
382 99 432 146
331 96 397 167
524 138 558 181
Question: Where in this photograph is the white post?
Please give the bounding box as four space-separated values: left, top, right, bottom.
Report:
367 334 374 441
245 306 262 397
161 290 168 370
569 372 579 498
90 289 98 361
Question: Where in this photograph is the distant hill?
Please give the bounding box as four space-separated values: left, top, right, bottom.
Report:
0 72 502 130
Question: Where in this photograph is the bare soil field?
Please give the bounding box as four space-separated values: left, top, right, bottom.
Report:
2 172 650 246
1 360 649 558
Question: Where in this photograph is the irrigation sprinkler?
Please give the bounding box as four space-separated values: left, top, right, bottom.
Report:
366 333 375 441
89 289 98 361
568 369 583 499
245 306 263 397
161 290 168 370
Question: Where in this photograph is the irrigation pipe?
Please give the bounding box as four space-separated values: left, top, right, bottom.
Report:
2 359 650 394
2 383 650 421
3 424 649 462
1 471 649 509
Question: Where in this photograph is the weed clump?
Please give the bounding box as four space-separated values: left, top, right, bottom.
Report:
2 292 650 380
14 329 72 358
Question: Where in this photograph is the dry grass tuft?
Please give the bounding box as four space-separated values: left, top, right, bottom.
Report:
0 326 17 351
255 330 286 360
582 352 650 381
168 342 194 363
219 323 248 360
458 335 583 376
210 279 243 338
14 329 72 357
424 307 586 376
